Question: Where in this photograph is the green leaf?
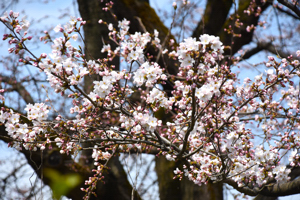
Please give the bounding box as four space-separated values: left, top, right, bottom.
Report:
44 168 82 199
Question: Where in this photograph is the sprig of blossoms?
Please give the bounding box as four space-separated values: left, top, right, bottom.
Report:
2 10 300 197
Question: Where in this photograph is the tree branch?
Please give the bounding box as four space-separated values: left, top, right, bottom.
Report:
260 178 300 197
275 4 300 20
278 0 300 18
225 168 300 197
224 179 258 196
0 75 34 104
192 0 233 37
242 41 292 60
221 0 271 55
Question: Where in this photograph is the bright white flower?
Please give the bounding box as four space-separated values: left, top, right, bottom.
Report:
102 152 111 160
9 113 20 124
0 11 8 21
25 103 49 121
166 154 175 161
118 18 130 32
101 44 111 53
200 34 212 45
108 23 113 31
21 16 30 31
174 168 181 174
79 67 89 77
71 34 78 41
55 137 63 148
69 16 77 25
255 148 265 163
53 24 62 32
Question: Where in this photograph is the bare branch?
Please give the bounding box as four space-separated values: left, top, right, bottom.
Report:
278 0 300 18
260 178 300 197
0 75 34 104
224 179 258 196
221 0 271 55
242 41 292 60
275 4 300 20
225 168 300 197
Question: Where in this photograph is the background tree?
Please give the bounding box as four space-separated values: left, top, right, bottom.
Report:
1 0 300 200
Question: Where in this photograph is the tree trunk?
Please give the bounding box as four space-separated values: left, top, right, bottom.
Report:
76 1 140 199
155 156 223 200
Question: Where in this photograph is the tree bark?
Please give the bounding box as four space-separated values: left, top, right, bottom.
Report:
78 0 223 199
155 156 223 200
192 0 233 37
77 1 140 199
221 0 271 55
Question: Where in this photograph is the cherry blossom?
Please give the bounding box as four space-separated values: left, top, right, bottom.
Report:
1 10 300 198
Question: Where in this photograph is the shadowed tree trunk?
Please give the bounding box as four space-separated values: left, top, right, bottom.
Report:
76 0 224 199
155 156 223 200
77 1 140 199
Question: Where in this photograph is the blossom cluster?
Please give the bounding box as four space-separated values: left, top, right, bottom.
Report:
0 104 47 151
1 10 300 196
24 103 49 121
37 17 88 95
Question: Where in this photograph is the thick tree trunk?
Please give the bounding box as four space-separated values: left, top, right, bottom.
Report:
155 156 223 200
77 0 224 200
77 0 119 92
76 0 224 199
76 1 141 199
